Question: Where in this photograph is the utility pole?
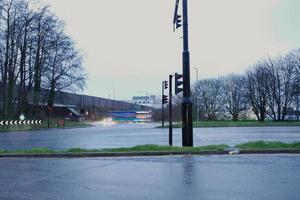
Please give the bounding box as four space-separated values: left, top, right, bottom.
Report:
81 89 84 124
194 67 199 122
181 0 193 146
92 97 95 121
47 106 50 129
297 88 299 121
162 81 165 127
169 75 173 146
173 0 193 146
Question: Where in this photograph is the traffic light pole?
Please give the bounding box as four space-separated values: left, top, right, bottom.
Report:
47 109 50 129
194 67 199 121
169 75 173 146
181 0 193 146
161 81 165 127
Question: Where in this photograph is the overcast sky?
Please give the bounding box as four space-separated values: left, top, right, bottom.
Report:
39 0 300 100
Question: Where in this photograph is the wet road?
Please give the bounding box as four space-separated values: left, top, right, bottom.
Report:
0 123 299 150
0 155 299 200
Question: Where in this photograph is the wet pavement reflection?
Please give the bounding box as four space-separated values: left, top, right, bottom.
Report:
0 123 299 150
0 155 299 200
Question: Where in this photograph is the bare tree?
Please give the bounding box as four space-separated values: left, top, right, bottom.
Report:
31 7 55 110
0 0 24 117
43 30 86 108
264 56 296 120
287 49 300 120
195 78 223 120
221 74 246 121
244 63 269 121
0 0 86 118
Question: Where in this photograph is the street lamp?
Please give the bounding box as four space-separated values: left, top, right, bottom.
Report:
194 67 199 121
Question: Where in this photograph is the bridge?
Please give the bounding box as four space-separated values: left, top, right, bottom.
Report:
0 86 152 120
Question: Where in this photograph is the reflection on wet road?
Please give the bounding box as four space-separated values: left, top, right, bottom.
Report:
0 122 299 150
0 155 299 200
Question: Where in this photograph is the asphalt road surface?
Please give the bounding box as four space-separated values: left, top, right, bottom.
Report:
0 155 299 200
0 122 299 150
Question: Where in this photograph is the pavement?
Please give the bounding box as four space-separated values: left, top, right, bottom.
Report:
0 122 299 150
0 155 299 200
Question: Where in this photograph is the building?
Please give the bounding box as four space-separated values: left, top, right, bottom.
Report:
0 83 148 120
131 95 160 109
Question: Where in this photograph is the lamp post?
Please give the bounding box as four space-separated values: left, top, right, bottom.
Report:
194 67 199 122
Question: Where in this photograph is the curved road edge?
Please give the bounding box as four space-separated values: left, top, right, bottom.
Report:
1 149 300 158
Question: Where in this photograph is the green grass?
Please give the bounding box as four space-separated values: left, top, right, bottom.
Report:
67 144 229 153
1 144 229 154
13 148 56 154
158 120 300 128
0 148 55 154
1 142 299 155
102 144 229 152
0 149 8 154
0 119 91 132
236 141 300 150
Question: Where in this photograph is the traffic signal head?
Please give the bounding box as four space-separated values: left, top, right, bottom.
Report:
173 0 181 32
176 14 182 29
47 106 53 113
164 81 168 89
163 95 168 104
175 73 183 94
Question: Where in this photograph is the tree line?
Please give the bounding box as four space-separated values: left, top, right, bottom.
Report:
0 0 86 119
191 50 300 121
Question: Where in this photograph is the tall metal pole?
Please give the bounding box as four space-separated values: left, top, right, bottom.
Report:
169 75 173 146
162 81 165 127
47 108 50 129
81 89 84 124
297 89 299 121
92 97 95 121
181 0 193 146
194 67 199 122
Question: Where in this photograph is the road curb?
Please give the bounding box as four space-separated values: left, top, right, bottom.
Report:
0 149 300 158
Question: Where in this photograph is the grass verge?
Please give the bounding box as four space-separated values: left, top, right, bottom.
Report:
236 141 300 150
158 120 300 128
1 142 300 155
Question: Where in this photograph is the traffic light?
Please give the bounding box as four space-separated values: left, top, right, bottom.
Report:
163 95 168 104
164 81 168 89
176 14 182 29
173 0 181 32
175 73 183 94
47 106 53 113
